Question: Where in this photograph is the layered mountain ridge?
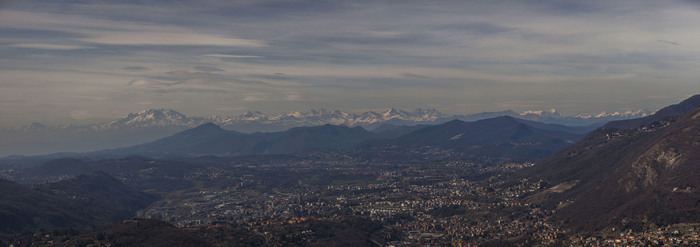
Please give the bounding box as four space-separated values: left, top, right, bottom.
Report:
2 95 699 242
1 107 649 156
89 115 584 161
8 107 651 133
359 117 583 160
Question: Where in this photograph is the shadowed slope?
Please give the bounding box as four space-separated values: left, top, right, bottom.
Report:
523 101 700 232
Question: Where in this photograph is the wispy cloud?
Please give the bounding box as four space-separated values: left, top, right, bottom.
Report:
657 40 680 46
127 78 180 87
0 9 265 48
8 43 93 50
77 31 265 47
2 0 700 126
180 77 270 86
284 92 315 101
242 95 270 102
165 70 218 78
122 66 151 71
205 54 263 59
194 66 225 72
401 73 431 79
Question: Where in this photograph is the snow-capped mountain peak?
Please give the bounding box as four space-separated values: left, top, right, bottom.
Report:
0 106 667 157
382 108 408 119
102 108 196 129
575 109 653 119
8 106 654 134
130 109 185 121
240 111 265 121
522 108 560 117
11 122 49 132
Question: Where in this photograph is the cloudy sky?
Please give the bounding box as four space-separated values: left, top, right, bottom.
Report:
1 0 700 126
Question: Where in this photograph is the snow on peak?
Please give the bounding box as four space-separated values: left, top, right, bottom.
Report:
382 108 408 119
287 111 304 118
9 106 654 134
11 122 49 132
575 109 652 119
240 111 265 121
102 108 197 129
522 108 559 117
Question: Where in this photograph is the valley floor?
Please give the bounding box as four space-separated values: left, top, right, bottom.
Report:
2 149 698 246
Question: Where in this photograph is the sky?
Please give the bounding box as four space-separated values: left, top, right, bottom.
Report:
1 0 700 127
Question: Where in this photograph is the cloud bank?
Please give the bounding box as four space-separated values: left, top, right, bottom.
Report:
1 0 700 126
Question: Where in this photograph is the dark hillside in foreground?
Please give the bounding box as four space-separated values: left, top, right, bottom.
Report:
6 219 217 247
4 216 387 247
0 172 155 235
12 156 199 195
523 100 700 232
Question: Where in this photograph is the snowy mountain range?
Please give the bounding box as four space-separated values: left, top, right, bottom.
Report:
1 107 651 157
8 108 452 133
9 107 651 132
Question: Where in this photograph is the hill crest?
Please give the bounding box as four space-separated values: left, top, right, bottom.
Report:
523 98 700 232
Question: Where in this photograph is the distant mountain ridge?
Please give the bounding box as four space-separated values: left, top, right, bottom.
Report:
6 108 451 133
92 115 585 161
359 116 584 160
8 107 651 133
1 107 649 156
99 124 379 158
99 108 199 129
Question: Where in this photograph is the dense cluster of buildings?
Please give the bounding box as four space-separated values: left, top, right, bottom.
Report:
138 160 566 245
570 224 700 246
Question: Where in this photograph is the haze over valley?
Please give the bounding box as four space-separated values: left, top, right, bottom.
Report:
1 0 700 246
1 106 650 156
